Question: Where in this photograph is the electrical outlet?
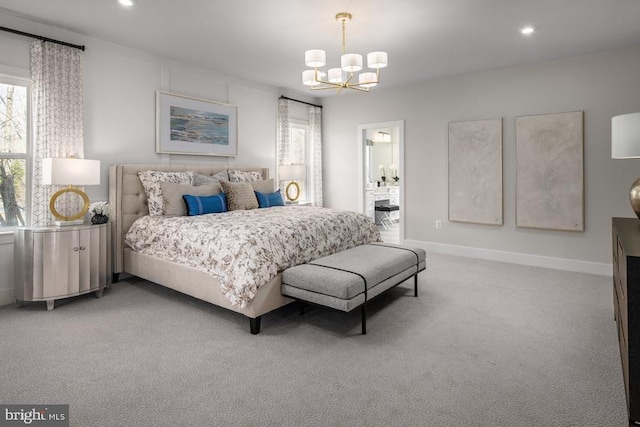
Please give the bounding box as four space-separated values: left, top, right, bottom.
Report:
435 220 442 229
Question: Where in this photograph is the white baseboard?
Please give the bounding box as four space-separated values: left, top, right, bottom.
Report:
0 288 14 307
403 239 612 277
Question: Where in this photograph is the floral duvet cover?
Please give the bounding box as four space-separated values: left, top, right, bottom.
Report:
125 206 380 308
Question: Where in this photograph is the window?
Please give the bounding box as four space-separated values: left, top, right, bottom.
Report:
0 77 30 228
288 121 309 201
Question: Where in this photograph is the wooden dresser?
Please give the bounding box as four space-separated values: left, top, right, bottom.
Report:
612 217 640 425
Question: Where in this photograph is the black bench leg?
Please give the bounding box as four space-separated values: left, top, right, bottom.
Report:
361 305 367 335
112 273 120 283
414 274 418 297
250 316 262 334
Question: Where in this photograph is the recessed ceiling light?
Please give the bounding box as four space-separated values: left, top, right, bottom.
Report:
119 0 134 6
520 26 535 35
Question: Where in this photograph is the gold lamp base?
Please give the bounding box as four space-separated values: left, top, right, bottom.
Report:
50 186 90 226
630 178 640 219
285 181 301 203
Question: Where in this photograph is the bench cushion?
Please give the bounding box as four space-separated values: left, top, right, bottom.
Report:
282 243 426 312
375 205 399 212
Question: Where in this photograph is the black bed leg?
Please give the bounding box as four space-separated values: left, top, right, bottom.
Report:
112 273 120 283
414 274 418 297
361 305 367 335
250 316 262 335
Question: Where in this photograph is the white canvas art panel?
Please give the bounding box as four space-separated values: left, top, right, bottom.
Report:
515 111 584 231
448 118 503 225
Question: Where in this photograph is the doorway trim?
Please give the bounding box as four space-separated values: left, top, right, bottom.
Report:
357 120 405 241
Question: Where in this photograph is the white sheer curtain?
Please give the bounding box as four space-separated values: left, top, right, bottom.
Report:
308 105 323 207
276 98 290 192
276 98 323 206
30 41 84 226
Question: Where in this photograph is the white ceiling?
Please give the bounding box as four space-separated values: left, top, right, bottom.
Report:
1 0 640 97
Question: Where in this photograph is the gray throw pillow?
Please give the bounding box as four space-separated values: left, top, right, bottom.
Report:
161 182 222 216
193 170 229 186
250 179 275 194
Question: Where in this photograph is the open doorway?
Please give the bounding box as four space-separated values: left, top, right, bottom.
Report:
357 121 404 243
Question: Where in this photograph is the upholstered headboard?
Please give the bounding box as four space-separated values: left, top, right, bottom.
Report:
108 164 269 274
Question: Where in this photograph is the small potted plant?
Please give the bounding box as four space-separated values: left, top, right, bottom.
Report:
389 164 400 184
89 201 109 224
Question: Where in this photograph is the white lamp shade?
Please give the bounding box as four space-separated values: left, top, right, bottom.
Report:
367 51 388 69
279 164 307 181
42 158 101 186
305 49 326 67
612 112 640 159
302 70 320 86
341 53 363 72
328 68 343 84
358 72 378 88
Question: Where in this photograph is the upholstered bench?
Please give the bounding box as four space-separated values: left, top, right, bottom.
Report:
281 243 426 334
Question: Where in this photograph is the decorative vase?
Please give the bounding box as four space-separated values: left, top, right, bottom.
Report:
91 214 108 225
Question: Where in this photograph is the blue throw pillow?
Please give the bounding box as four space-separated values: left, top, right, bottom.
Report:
183 193 227 216
255 190 285 208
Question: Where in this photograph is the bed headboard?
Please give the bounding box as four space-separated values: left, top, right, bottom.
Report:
108 164 269 275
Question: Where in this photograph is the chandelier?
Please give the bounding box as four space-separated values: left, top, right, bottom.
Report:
302 12 388 93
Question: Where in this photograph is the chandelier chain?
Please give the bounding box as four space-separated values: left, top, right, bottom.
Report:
341 19 346 55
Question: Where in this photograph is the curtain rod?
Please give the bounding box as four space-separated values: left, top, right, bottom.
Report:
0 26 85 51
279 96 322 109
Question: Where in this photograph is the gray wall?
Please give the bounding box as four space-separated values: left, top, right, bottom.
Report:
322 45 640 265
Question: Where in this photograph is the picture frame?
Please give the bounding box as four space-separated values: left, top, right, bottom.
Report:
448 118 503 225
515 111 583 231
156 91 237 157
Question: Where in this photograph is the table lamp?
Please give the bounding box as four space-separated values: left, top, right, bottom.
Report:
612 112 640 218
279 164 306 203
42 157 101 226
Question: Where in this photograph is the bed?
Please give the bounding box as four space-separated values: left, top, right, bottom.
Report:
108 164 380 334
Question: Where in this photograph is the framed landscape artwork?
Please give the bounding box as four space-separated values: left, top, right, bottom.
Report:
515 111 583 231
448 118 503 225
156 91 237 156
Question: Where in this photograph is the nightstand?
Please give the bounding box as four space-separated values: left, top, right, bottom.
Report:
286 201 312 206
14 223 111 310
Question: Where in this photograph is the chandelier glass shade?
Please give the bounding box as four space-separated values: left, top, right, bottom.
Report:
302 13 388 93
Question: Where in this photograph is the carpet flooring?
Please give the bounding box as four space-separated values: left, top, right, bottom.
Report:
0 253 627 426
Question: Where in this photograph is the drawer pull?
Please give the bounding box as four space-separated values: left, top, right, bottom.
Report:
79 246 86 251
73 247 79 252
